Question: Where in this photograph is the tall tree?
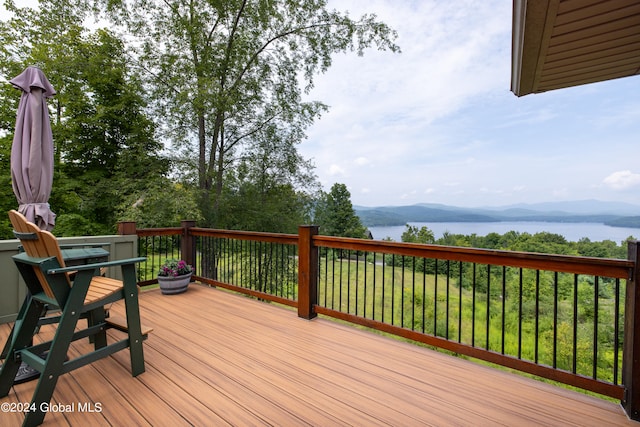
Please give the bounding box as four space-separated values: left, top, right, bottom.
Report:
217 118 320 233
55 29 169 230
100 0 399 226
315 183 366 238
401 225 435 244
117 178 203 228
0 0 169 235
0 0 89 236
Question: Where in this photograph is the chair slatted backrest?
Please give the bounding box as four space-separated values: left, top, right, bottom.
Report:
9 210 70 300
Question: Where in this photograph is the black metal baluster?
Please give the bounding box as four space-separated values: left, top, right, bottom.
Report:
391 255 396 326
486 265 491 350
593 276 599 379
518 268 523 359
458 261 463 343
472 263 477 347
551 272 557 368
501 266 506 355
573 274 578 374
446 260 450 340
381 252 385 321
363 251 367 318
614 278 621 385
422 258 438 336
535 270 540 364
347 250 352 314
323 248 328 308
372 251 376 321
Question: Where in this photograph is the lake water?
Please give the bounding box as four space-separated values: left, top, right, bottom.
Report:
368 221 639 243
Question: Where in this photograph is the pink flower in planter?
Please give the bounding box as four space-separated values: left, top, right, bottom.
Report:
158 259 193 277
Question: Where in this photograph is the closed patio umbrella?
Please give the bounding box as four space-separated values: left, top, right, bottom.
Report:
3 67 57 384
10 66 56 231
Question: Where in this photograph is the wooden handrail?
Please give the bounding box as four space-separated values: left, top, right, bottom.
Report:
135 227 182 237
119 220 639 420
312 235 634 279
190 227 298 245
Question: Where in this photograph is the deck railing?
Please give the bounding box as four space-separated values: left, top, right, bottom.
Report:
119 222 640 421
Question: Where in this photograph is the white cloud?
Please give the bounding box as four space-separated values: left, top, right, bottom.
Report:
328 164 346 176
603 171 640 190
552 188 570 198
401 191 417 199
8 0 640 209
354 157 370 166
300 1 640 207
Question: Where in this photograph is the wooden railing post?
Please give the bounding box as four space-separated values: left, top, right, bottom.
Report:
298 225 318 319
181 220 196 270
623 240 640 421
117 221 137 235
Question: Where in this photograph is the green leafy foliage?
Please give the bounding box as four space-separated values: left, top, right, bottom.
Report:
319 252 625 385
98 0 399 226
401 225 435 244
398 225 628 259
1 1 400 237
0 1 169 237
117 180 203 228
214 119 320 233
315 183 367 238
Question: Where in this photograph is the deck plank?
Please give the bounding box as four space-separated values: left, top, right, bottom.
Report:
0 284 635 426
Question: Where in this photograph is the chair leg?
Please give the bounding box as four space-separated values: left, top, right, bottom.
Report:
121 265 145 377
87 308 107 349
22 299 83 427
124 298 145 376
2 296 52 386
0 298 44 397
1 296 50 359
0 294 29 359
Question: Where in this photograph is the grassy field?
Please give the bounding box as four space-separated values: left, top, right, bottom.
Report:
138 247 622 386
317 255 622 385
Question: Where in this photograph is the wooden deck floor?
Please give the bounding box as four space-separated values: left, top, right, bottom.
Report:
0 284 635 426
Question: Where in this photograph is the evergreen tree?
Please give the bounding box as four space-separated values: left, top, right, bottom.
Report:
401 225 435 244
316 183 366 238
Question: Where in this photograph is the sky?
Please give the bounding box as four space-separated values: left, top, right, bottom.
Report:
299 0 640 208
4 0 640 209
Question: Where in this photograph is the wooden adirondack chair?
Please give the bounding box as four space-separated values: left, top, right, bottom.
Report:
0 210 151 426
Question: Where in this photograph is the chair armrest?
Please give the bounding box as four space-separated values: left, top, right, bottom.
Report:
12 253 55 265
46 257 147 274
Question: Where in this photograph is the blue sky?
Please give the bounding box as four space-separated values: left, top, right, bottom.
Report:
5 0 640 209
301 0 640 208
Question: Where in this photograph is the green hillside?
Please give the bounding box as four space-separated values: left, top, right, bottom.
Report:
355 203 631 228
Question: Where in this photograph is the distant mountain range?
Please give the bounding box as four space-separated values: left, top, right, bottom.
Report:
355 200 640 229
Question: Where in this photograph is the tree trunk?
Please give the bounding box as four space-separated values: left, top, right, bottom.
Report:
198 114 207 190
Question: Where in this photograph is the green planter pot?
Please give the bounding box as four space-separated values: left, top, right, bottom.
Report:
158 273 192 295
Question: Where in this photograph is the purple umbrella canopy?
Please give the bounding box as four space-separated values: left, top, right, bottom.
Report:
10 66 56 231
